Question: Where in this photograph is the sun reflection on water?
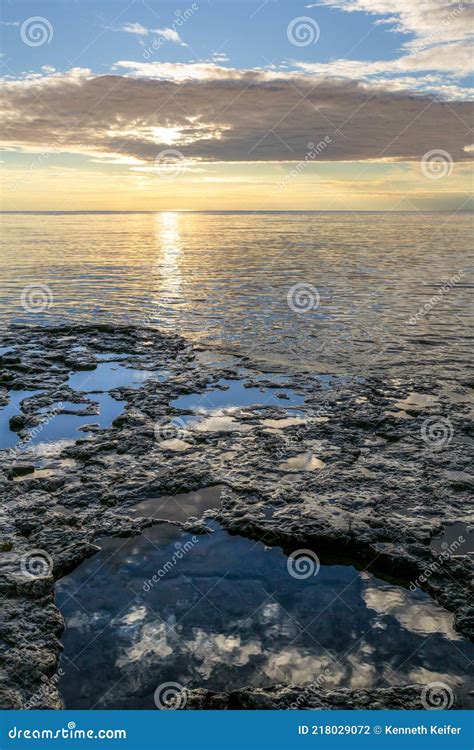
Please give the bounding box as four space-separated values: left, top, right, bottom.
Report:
153 212 183 312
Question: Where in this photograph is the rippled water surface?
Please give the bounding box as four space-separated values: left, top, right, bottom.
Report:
1 212 472 376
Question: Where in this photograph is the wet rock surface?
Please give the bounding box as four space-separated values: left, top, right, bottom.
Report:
183 684 461 710
0 324 472 710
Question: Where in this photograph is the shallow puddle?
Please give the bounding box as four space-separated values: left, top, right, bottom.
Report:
1 394 126 451
12 467 55 482
278 452 326 472
0 390 42 450
131 485 223 524
67 362 165 392
0 360 160 452
157 438 195 452
56 521 474 710
393 392 438 411
171 379 304 413
11 456 77 482
262 416 306 429
176 414 253 433
27 394 126 446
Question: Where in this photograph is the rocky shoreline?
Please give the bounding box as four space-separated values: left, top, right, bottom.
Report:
183 684 462 710
0 324 472 710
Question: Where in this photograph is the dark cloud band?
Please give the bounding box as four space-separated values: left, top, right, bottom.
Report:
1 70 472 164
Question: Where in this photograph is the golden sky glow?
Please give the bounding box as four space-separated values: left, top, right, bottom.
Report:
1 157 472 212
1 0 472 211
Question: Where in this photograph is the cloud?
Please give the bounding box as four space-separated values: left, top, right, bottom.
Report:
116 22 187 46
153 28 188 46
0 66 472 168
119 22 149 36
292 41 473 100
113 61 245 81
302 1 473 89
305 1 473 48
211 52 230 63
295 40 473 78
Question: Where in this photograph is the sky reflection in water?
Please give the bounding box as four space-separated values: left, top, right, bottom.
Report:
57 516 474 710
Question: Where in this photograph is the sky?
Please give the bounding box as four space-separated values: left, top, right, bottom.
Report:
0 0 473 211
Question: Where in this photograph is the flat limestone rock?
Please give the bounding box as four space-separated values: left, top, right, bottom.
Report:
0 324 472 710
183 684 459 710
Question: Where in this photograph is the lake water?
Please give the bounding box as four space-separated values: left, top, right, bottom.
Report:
1 211 472 377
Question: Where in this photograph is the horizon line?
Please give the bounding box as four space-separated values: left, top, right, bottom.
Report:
1 209 473 215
